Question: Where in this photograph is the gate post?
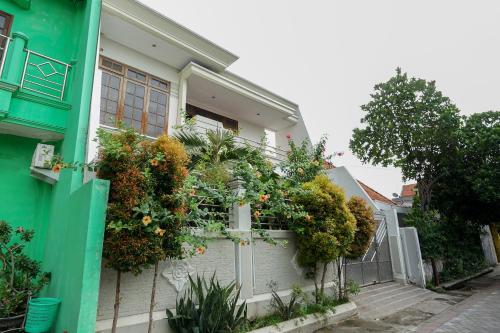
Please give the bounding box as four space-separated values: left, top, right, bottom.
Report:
383 208 407 284
229 178 254 299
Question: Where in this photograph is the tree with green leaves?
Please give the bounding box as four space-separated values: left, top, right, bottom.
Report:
350 68 462 210
432 111 500 225
292 175 356 302
346 197 377 259
405 198 445 285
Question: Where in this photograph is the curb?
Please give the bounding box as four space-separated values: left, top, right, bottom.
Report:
249 301 358 333
440 267 494 290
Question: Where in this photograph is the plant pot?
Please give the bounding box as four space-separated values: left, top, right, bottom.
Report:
0 313 25 331
24 298 61 333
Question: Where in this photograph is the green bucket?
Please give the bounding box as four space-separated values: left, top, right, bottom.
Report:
24 298 61 333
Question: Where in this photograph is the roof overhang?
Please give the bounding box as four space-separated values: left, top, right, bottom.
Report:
180 63 299 131
101 0 239 71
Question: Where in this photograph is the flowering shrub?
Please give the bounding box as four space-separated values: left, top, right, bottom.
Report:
279 135 330 185
94 128 193 332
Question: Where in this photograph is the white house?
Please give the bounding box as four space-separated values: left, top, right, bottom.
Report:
86 0 310 164
88 1 316 332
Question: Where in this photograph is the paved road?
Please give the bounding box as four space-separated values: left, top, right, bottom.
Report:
319 266 500 333
416 267 500 333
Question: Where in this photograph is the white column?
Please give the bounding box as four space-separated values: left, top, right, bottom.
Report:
383 208 407 284
229 178 254 299
176 77 187 127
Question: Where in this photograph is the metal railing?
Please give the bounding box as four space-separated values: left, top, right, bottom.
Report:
186 192 232 228
0 33 11 78
20 49 70 100
192 117 289 162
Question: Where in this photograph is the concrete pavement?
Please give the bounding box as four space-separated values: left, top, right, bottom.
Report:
318 265 500 333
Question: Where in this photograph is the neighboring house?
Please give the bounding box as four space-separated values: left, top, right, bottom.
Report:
86 0 310 164
0 1 108 332
326 167 424 287
394 183 417 207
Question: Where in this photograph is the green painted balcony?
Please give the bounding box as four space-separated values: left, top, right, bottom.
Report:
0 31 71 140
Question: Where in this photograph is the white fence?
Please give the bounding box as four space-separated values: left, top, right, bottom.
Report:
95 181 338 333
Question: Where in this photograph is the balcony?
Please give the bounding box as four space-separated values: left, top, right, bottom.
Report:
0 32 71 140
178 62 304 163
191 115 289 163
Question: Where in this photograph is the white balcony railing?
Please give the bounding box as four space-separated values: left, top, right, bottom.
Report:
192 117 289 162
0 33 11 78
20 49 71 101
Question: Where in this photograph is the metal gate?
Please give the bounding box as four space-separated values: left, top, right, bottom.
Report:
346 219 393 286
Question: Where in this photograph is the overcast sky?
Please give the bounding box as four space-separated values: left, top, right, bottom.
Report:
142 0 500 198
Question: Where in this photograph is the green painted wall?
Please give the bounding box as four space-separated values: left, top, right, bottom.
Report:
0 1 108 332
0 134 53 260
43 178 109 333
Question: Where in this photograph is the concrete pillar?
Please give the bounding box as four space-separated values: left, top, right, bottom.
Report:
176 77 187 126
229 178 254 299
480 225 498 266
383 208 407 284
400 227 426 288
4 32 29 85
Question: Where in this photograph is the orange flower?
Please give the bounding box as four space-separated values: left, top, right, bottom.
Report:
253 211 261 219
52 164 62 173
150 159 159 167
240 239 248 246
305 214 312 222
195 246 206 255
142 216 152 226
154 227 166 236
259 194 270 202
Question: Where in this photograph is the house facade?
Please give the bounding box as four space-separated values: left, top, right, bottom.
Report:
85 0 310 165
88 1 313 331
0 0 109 332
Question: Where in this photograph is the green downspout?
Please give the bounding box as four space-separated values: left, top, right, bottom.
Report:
3 32 29 84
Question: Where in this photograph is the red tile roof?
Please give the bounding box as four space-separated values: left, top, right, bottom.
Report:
401 183 417 197
357 180 395 205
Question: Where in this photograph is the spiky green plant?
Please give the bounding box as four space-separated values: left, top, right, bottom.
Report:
166 274 247 333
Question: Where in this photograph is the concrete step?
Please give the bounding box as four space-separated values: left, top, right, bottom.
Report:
357 286 428 310
352 282 434 320
361 289 433 319
356 282 399 296
355 284 413 303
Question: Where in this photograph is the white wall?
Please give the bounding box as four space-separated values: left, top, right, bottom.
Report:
95 231 340 333
326 167 378 213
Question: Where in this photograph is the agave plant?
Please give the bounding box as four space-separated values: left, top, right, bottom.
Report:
166 274 247 333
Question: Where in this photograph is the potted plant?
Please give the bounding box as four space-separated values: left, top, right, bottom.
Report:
0 221 50 331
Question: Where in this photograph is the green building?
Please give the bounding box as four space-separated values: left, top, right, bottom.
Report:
0 0 109 331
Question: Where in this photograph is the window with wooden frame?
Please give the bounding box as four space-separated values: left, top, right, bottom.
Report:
0 11 13 64
99 57 170 137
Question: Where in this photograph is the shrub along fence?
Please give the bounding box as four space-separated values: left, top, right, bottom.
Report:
95 178 337 333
